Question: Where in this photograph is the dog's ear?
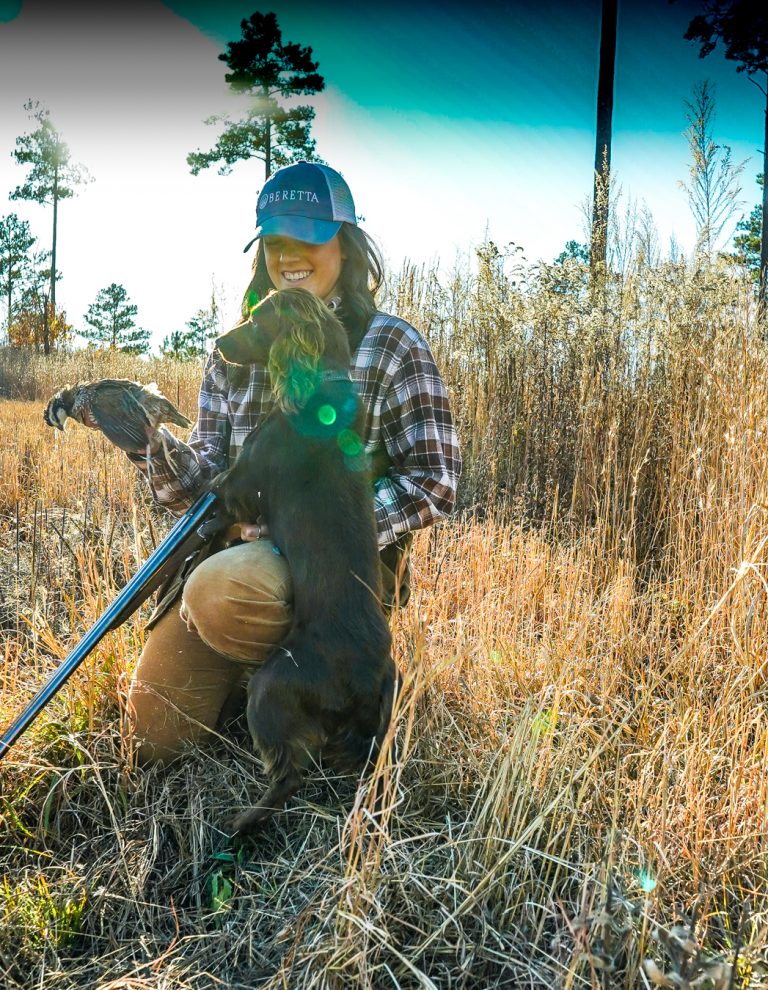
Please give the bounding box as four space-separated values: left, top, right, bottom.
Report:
267 294 327 413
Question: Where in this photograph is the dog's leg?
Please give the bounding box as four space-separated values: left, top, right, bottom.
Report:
231 742 304 835
230 671 318 836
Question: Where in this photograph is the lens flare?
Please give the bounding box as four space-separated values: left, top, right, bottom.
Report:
336 429 369 472
318 404 337 426
337 429 364 456
633 868 657 893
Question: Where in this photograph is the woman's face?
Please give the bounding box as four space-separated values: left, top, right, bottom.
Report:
263 233 344 301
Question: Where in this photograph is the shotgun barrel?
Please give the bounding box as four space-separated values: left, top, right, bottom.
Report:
0 489 225 761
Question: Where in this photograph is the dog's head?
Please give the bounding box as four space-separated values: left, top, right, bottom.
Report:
214 288 349 414
214 290 281 366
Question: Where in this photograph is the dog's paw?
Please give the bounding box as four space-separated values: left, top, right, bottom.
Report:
230 806 275 837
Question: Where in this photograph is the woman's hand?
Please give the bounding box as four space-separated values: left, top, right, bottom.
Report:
140 431 163 456
239 520 271 542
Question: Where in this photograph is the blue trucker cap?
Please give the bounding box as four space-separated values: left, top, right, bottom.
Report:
243 161 357 252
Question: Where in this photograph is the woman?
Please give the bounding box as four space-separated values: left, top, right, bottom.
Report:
122 161 461 762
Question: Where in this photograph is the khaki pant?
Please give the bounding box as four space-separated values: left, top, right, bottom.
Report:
127 537 410 763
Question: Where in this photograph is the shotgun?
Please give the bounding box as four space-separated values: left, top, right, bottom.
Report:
0 487 228 761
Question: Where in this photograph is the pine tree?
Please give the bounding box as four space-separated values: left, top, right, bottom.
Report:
81 283 150 354
727 173 764 279
187 11 324 183
555 241 590 265
10 101 92 353
9 248 67 351
0 213 36 338
161 307 217 360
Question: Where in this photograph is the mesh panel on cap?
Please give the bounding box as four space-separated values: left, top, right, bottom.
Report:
317 165 356 223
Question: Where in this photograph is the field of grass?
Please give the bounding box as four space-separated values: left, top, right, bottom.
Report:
1 253 768 988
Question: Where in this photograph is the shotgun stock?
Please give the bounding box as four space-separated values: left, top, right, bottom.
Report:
0 488 228 761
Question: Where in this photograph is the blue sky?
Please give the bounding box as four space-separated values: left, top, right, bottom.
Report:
0 0 764 350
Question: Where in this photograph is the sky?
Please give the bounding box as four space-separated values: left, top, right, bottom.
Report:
0 0 764 352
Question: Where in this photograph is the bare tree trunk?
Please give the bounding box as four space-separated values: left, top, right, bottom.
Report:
590 0 618 276
47 162 58 357
43 301 50 356
37 288 48 354
265 116 271 179
258 83 273 181
760 83 768 324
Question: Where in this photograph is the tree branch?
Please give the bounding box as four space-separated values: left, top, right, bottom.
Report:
748 73 768 99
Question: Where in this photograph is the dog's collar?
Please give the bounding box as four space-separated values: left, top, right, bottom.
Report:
320 370 352 385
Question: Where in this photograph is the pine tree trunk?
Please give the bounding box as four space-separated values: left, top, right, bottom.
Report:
759 82 768 326
265 115 271 179
47 163 58 357
590 0 618 276
43 300 50 357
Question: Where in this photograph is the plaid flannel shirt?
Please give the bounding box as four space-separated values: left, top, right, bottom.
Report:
129 311 461 548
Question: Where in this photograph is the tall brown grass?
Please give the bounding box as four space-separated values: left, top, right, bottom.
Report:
0 346 203 413
0 251 767 988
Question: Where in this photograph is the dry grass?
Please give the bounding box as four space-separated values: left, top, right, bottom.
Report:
1 252 768 988
0 346 203 412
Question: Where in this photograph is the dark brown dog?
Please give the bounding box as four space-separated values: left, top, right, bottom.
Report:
214 288 395 834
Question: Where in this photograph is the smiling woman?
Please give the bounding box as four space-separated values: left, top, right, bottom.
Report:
247 161 355 308
263 235 344 300
114 159 462 768
243 163 387 352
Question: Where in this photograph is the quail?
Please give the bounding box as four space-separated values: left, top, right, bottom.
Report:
43 379 191 458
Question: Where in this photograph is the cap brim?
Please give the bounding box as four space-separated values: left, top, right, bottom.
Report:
242 216 343 252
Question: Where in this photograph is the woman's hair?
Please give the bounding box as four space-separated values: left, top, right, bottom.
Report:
240 223 385 352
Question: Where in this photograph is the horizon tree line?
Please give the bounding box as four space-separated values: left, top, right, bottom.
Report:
0 4 766 352
592 0 767 314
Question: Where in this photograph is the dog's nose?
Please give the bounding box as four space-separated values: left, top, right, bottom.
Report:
215 322 251 362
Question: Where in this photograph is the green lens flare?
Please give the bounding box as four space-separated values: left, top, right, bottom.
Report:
317 404 337 425
337 429 364 456
633 868 657 893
